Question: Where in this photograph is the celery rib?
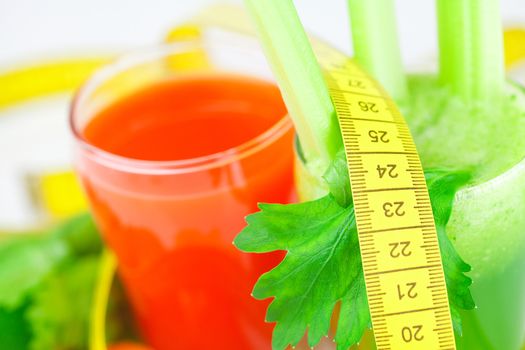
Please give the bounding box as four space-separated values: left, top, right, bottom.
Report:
348 0 408 102
244 0 342 173
437 0 504 105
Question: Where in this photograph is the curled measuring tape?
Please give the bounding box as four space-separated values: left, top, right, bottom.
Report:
316 44 456 349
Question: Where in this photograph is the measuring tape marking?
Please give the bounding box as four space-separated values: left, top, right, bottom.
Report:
320 55 456 350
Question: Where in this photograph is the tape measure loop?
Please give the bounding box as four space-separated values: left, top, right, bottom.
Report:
320 55 457 350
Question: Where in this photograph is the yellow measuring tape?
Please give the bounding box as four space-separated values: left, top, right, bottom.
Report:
504 28 525 68
317 47 456 349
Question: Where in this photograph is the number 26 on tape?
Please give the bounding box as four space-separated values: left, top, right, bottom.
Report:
358 101 379 113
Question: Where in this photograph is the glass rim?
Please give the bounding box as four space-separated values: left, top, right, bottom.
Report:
70 42 292 176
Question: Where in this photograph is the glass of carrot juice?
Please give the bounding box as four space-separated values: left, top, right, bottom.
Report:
70 38 294 349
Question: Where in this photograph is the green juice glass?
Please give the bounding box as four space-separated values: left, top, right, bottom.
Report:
294 75 525 350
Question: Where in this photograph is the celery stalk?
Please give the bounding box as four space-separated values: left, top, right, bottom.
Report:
348 0 408 102
437 0 504 105
243 0 342 173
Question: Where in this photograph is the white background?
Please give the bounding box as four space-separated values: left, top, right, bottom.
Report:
0 0 524 67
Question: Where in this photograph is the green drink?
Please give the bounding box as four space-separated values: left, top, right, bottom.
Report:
295 76 525 349
235 0 525 348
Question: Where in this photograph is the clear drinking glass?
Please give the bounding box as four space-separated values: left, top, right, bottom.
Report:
70 35 294 349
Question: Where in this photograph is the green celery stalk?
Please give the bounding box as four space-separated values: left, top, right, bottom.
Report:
348 0 408 101
437 0 504 105
243 0 342 174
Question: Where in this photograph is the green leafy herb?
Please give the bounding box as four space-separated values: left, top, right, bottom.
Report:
0 304 32 350
0 236 68 310
27 256 100 350
53 213 102 256
424 170 476 335
0 214 105 350
0 214 101 311
235 168 475 349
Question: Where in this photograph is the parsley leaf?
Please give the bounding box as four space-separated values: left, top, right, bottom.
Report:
235 196 368 349
0 214 105 350
26 256 99 350
0 235 68 310
0 214 100 310
425 170 476 335
234 169 474 349
0 304 32 350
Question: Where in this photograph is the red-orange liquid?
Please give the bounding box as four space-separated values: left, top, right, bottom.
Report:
78 75 294 349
